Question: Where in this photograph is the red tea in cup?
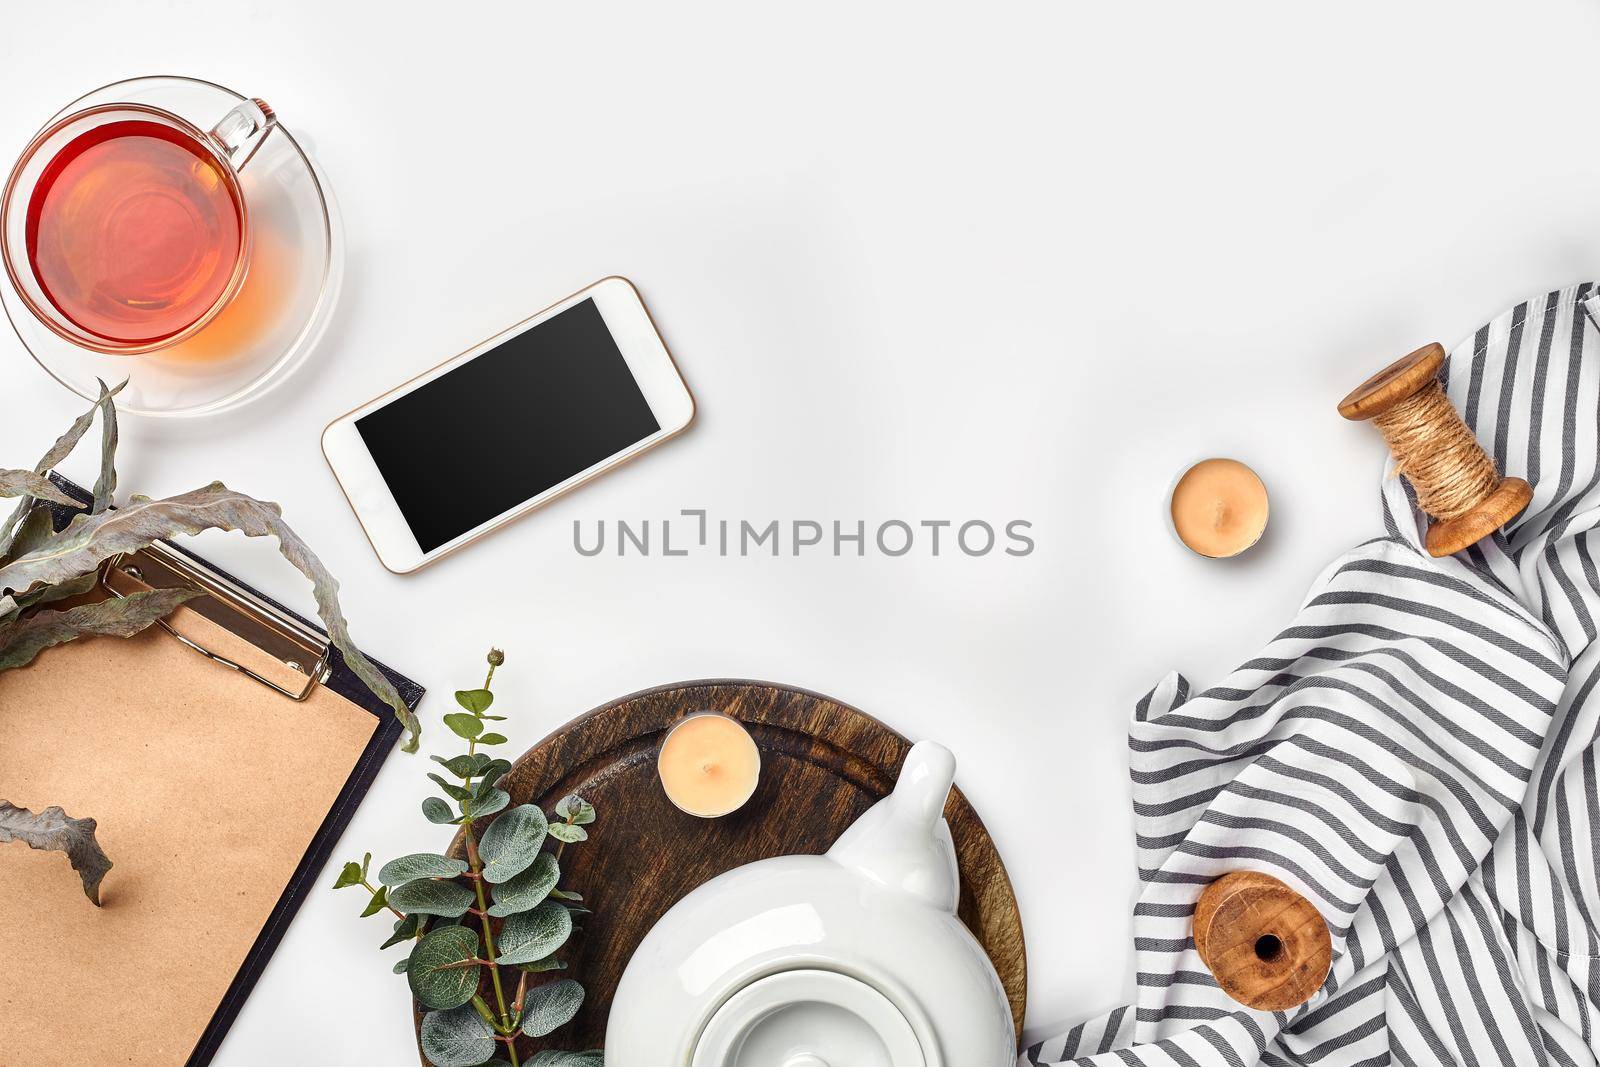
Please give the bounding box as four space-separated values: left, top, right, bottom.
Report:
24 120 243 347
3 99 274 355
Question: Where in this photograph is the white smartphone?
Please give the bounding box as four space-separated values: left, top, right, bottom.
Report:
321 277 695 573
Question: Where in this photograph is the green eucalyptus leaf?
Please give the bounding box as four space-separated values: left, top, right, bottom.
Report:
407 926 482 1011
377 852 468 886
443 713 482 740
388 878 474 918
432 751 499 777
495 901 572 965
549 888 583 902
331 860 363 889
515 955 568 973
422 796 458 824
380 912 420 949
466 788 509 821
0 480 418 750
519 978 585 1037
362 852 372 878
455 689 493 713
476 732 507 746
479 758 512 783
428 773 474 802
555 795 596 825
546 822 588 844
419 1003 495 1066
0 800 112 906
526 1054 603 1067
0 588 202 672
392 954 411 974
479 805 548 883
488 852 559 917
360 885 389 917
430 753 487 778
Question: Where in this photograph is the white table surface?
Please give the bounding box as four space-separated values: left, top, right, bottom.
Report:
5 2 1600 1061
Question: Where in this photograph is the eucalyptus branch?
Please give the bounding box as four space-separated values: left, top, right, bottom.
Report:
332 648 598 1067
464 819 517 1059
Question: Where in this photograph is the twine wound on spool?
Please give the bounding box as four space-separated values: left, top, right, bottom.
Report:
1194 871 1332 1012
1339 343 1533 557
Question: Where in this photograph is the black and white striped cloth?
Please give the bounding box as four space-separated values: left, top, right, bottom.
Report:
1025 284 1600 1067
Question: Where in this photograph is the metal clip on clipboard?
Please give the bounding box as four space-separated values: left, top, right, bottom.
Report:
99 542 332 701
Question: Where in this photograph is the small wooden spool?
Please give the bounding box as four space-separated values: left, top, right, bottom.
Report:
1339 342 1532 557
1193 871 1331 1011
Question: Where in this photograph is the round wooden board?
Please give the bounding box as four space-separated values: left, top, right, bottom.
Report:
422 679 1027 1056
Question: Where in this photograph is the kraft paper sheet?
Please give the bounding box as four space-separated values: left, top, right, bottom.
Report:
0 604 378 1065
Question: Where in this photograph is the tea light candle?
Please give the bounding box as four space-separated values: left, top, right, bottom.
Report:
657 712 761 818
1170 458 1269 558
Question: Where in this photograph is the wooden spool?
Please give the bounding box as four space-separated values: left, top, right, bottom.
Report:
1193 871 1331 1011
1339 342 1532 557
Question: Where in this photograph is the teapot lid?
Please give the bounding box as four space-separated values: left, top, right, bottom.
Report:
690 970 928 1067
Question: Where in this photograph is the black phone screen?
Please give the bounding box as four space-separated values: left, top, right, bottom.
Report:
355 298 660 553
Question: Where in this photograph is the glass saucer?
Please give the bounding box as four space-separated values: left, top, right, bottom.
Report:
0 75 341 418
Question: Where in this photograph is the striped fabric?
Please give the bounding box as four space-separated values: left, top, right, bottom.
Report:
1024 284 1600 1067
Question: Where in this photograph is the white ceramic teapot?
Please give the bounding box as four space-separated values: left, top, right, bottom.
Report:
606 741 1016 1067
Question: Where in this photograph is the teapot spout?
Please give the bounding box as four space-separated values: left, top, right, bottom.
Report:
827 740 961 912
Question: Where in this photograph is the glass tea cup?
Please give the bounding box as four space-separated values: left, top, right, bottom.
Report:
1 98 276 355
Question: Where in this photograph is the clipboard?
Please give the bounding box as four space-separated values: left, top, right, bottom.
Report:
0 476 423 1066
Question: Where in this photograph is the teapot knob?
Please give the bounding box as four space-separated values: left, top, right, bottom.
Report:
893 740 957 825
827 740 960 910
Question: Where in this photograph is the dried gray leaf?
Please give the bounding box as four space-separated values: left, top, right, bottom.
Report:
0 380 122 558
0 588 200 671
38 380 123 475
2 502 59 568
0 800 113 905
0 470 77 506
91 378 118 514
10 570 99 614
0 481 418 749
